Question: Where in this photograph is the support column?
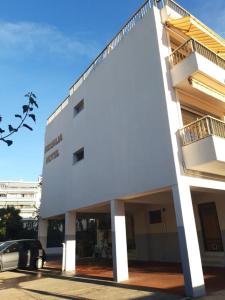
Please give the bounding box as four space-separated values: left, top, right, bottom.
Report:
64 211 76 272
111 199 129 282
172 183 205 298
38 218 48 251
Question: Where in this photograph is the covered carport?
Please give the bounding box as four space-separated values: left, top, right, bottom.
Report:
40 186 225 297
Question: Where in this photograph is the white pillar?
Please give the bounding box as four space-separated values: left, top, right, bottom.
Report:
65 211 76 272
38 218 48 251
172 183 205 298
111 199 129 282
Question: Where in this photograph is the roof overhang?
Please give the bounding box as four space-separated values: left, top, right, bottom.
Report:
167 16 225 59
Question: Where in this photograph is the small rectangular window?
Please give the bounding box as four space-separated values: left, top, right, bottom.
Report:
149 210 162 224
73 99 84 117
73 147 84 164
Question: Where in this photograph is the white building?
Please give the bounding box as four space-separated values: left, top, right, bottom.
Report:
0 180 41 226
39 0 225 297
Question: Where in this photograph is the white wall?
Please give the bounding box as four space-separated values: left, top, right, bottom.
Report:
130 190 225 263
41 8 178 218
131 196 180 262
46 247 63 255
182 135 225 176
171 52 225 88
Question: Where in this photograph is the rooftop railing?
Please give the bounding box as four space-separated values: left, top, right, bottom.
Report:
47 0 154 124
69 0 154 97
169 38 225 70
180 115 225 146
47 0 192 124
47 96 69 125
164 0 190 17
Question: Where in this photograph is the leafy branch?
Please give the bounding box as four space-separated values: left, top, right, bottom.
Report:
0 92 38 146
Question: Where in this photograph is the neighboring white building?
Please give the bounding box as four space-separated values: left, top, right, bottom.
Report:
0 179 41 226
39 0 225 297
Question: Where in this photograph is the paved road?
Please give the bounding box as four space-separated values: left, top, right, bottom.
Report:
0 270 184 300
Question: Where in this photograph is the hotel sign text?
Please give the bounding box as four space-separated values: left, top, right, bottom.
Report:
45 134 62 164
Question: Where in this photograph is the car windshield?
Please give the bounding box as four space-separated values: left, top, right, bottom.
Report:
0 241 13 252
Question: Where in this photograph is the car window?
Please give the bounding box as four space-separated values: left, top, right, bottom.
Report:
0 242 10 251
5 243 20 253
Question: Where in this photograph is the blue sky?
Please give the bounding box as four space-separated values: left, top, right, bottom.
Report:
0 0 224 181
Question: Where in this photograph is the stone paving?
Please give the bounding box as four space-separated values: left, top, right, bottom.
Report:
0 270 184 300
1 270 225 299
45 258 225 296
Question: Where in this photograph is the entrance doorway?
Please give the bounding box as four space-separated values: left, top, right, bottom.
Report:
198 202 224 252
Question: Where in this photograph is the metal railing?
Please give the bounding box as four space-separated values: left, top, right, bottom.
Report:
47 0 191 124
164 0 190 16
47 96 69 125
170 39 225 70
69 0 153 96
47 0 154 124
180 115 225 146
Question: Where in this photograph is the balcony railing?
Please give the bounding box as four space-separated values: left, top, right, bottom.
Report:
180 115 225 146
170 39 225 70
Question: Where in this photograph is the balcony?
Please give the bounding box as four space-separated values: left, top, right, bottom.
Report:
180 116 225 176
169 39 225 103
170 39 225 70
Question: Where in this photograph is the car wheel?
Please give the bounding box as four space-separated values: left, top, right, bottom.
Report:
36 257 43 269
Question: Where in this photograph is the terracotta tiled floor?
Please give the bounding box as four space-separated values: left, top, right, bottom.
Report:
45 258 225 296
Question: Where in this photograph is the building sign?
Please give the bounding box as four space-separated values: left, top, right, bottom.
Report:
46 150 59 164
45 134 62 164
45 134 62 153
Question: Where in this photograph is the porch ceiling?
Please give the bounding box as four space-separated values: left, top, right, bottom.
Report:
177 89 225 119
76 202 110 214
191 186 225 195
123 190 173 205
119 186 171 201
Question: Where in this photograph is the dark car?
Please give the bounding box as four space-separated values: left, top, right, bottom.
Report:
0 239 46 271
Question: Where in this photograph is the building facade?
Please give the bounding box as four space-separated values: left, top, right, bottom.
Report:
39 0 225 297
0 180 41 226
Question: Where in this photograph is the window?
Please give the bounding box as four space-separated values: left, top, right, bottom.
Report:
20 193 32 198
73 99 84 117
0 241 12 252
0 194 6 197
5 243 20 253
181 108 203 126
149 210 162 224
73 147 84 164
